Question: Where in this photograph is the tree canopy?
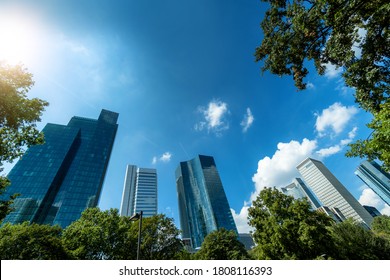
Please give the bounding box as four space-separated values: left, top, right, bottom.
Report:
194 228 250 260
346 101 390 170
62 208 136 260
371 214 390 240
137 214 184 260
0 63 48 222
248 188 390 259
0 222 69 260
0 63 48 165
330 218 390 259
248 187 336 259
255 0 390 169
62 208 184 260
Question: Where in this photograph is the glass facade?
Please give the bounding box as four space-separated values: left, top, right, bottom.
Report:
282 178 321 209
120 165 157 218
297 158 373 227
175 155 237 249
355 161 390 207
2 109 118 228
363 205 382 217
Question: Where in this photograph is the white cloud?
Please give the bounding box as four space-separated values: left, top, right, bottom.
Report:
206 101 228 128
231 206 253 234
340 126 358 145
348 126 358 139
307 82 315 90
251 138 317 202
195 100 229 135
233 138 317 235
160 152 172 162
152 152 172 164
316 145 342 157
358 187 390 215
324 62 343 79
381 205 390 216
240 108 255 133
316 127 358 158
315 102 358 136
359 188 382 208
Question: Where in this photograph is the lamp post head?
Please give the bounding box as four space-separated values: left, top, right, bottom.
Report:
129 211 143 221
129 213 140 221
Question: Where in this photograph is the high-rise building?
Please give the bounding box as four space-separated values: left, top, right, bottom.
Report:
120 165 157 217
297 158 373 227
363 205 382 218
238 233 255 251
282 178 321 209
317 206 346 223
355 161 390 207
2 109 118 228
175 155 237 249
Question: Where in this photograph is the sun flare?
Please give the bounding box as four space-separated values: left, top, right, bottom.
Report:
0 12 43 65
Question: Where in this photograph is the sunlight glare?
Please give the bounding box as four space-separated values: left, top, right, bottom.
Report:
0 11 44 65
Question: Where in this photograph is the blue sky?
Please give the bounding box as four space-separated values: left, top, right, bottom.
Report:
1 0 388 232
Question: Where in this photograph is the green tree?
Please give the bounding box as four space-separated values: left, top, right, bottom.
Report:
0 62 48 222
330 218 390 259
0 222 69 259
62 208 137 260
346 101 390 171
248 187 336 259
136 214 184 260
371 215 390 240
255 0 390 168
194 228 250 260
62 208 184 260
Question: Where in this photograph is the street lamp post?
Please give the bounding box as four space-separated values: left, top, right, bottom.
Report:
129 210 143 260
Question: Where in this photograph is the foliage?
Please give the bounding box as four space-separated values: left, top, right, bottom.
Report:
371 215 390 240
62 208 184 260
194 228 250 260
0 176 18 223
255 0 389 109
330 218 390 259
0 62 48 222
136 214 184 260
176 249 194 260
346 101 390 170
0 62 48 164
0 222 69 260
62 208 137 260
255 0 390 168
248 187 336 259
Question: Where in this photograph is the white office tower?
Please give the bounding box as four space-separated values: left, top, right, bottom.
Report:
120 165 157 217
297 158 373 227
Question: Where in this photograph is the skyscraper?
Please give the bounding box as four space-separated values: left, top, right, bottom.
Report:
282 178 321 209
120 165 157 217
297 158 373 227
363 205 382 218
355 161 390 207
2 109 118 228
175 155 237 249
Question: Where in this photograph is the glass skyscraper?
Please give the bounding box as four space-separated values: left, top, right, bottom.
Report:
355 161 390 207
297 158 373 227
175 155 237 249
282 178 321 209
2 109 118 228
120 165 157 217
